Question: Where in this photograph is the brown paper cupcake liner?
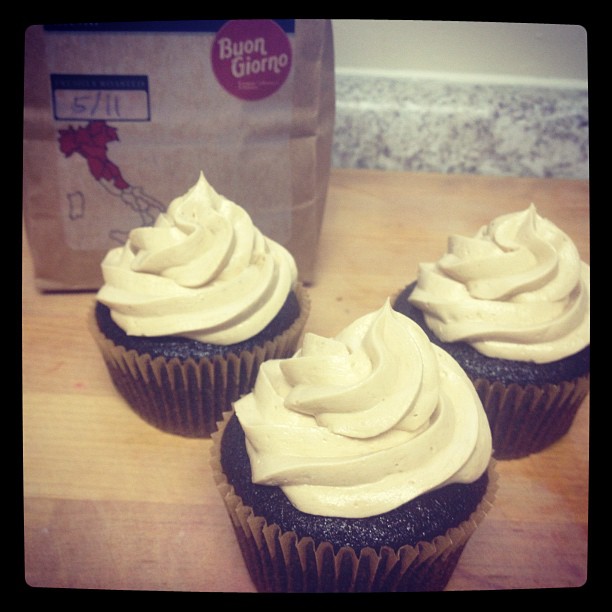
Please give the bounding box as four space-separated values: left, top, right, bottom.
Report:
473 374 590 460
210 411 498 593
89 284 310 437
391 286 590 461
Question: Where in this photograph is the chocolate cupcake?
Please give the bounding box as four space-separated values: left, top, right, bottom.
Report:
90 172 309 437
393 205 590 459
211 301 496 592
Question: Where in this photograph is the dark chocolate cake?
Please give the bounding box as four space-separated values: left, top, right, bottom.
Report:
220 412 489 553
393 283 590 386
393 282 590 459
90 285 308 437
95 290 301 360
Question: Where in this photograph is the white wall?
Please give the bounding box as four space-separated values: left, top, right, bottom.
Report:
332 20 588 88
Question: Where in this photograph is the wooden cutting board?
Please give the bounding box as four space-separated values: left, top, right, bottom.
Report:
23 168 590 592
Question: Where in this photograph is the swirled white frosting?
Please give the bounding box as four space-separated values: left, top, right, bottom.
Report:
234 300 492 518
408 205 590 363
97 172 298 344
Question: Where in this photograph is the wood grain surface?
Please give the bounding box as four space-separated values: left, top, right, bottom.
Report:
22 168 590 592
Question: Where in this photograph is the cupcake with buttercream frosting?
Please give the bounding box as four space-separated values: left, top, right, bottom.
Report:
90 171 309 437
211 300 496 592
393 204 589 459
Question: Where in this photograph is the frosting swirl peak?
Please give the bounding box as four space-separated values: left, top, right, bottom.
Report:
408 205 590 363
235 301 492 518
97 172 297 344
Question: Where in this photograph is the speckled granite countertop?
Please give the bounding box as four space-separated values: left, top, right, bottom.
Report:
332 73 589 179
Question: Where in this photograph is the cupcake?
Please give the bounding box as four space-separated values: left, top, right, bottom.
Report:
89 171 309 437
211 300 496 592
393 204 590 459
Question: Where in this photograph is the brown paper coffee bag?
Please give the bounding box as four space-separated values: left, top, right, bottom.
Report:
23 19 334 290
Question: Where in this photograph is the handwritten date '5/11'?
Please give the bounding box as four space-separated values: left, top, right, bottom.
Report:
53 88 149 122
71 91 122 118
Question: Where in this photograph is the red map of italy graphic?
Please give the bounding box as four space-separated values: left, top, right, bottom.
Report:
58 120 130 189
58 120 164 243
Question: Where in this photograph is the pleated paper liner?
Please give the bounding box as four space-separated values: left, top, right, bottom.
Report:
89 283 310 437
474 374 590 460
210 411 498 593
390 286 590 461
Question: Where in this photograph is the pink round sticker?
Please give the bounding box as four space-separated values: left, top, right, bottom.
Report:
211 20 292 101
